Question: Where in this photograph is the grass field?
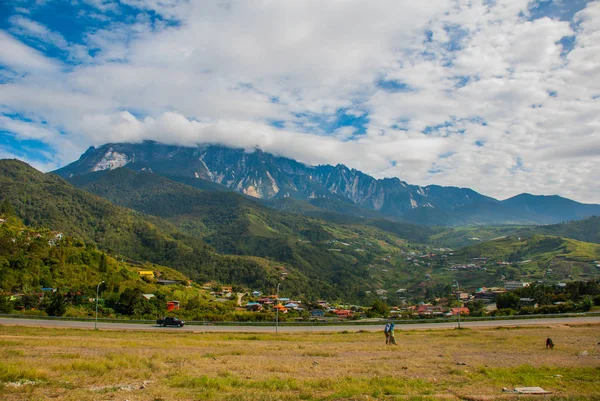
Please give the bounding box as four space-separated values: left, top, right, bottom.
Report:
1 324 599 400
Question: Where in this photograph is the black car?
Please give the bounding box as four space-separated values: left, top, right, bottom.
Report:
156 317 185 327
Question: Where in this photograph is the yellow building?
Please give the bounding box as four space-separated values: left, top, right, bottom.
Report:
138 270 155 278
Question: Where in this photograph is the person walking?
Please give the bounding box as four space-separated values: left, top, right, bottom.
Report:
384 322 391 344
388 322 397 345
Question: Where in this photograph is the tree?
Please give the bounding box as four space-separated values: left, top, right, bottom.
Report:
468 300 486 317
46 291 67 316
496 292 520 310
579 295 594 312
0 200 15 216
367 299 390 318
99 253 108 273
0 294 13 313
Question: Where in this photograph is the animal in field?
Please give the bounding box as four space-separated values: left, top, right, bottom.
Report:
546 337 554 349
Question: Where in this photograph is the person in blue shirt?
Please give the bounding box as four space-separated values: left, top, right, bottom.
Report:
384 322 391 344
388 322 397 345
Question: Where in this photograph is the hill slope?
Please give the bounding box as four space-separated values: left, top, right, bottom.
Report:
67 167 444 302
452 235 600 285
0 159 308 297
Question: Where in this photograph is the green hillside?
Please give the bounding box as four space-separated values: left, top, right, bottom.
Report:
3 160 431 302
449 235 600 287
0 214 242 320
423 216 600 249
0 160 311 299
67 167 423 302
515 217 600 244
456 235 600 261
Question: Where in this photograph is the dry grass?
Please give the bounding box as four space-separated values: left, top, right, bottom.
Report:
0 323 599 400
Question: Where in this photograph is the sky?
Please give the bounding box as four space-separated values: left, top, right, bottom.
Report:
0 0 599 203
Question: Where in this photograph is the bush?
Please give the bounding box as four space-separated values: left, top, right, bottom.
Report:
45 291 67 316
0 295 13 313
493 308 516 316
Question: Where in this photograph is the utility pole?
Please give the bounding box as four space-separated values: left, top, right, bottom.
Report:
95 281 105 330
276 282 281 335
454 280 461 329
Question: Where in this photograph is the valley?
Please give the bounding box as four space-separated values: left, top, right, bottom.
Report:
1 147 599 322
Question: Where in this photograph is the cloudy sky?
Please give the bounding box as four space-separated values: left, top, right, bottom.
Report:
0 0 599 203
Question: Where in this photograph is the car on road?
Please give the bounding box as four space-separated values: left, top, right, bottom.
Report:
156 317 185 327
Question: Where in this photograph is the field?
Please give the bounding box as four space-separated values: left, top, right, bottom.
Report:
1 324 599 400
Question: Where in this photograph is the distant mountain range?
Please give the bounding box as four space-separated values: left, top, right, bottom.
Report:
55 141 600 225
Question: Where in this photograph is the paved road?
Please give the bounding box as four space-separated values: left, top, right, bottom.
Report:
1 316 598 333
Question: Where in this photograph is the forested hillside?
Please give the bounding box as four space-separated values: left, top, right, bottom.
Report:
67 167 417 302
0 160 314 298
515 217 600 244
2 160 418 302
0 214 272 320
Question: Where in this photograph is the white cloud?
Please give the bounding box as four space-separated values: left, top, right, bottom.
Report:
0 30 59 73
9 15 69 49
0 0 599 203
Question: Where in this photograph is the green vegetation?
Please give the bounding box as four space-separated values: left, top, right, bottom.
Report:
2 159 600 310
65 167 425 302
0 213 240 319
0 160 319 300
517 217 600 244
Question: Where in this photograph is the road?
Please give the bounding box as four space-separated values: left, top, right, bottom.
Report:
1 316 599 333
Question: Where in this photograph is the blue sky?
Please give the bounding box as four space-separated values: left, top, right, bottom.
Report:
0 0 599 203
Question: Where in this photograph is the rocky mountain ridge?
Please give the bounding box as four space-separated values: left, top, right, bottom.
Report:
54 141 600 225
55 141 492 209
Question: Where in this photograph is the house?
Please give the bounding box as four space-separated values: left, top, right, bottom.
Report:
166 300 180 311
474 289 504 302
273 303 287 313
222 286 233 293
504 281 530 291
417 304 434 316
454 291 470 300
246 302 263 311
138 270 155 278
142 294 155 300
519 298 537 307
333 309 353 317
450 307 470 316
284 302 299 309
310 309 325 317
247 303 263 312
157 279 180 285
251 291 262 297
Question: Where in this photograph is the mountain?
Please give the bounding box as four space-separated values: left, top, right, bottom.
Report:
65 167 449 299
54 141 600 225
54 141 501 219
4 159 442 302
0 159 315 298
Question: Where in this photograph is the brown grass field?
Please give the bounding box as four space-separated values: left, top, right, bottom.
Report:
0 323 599 400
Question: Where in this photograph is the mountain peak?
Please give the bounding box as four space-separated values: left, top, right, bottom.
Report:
52 141 600 224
